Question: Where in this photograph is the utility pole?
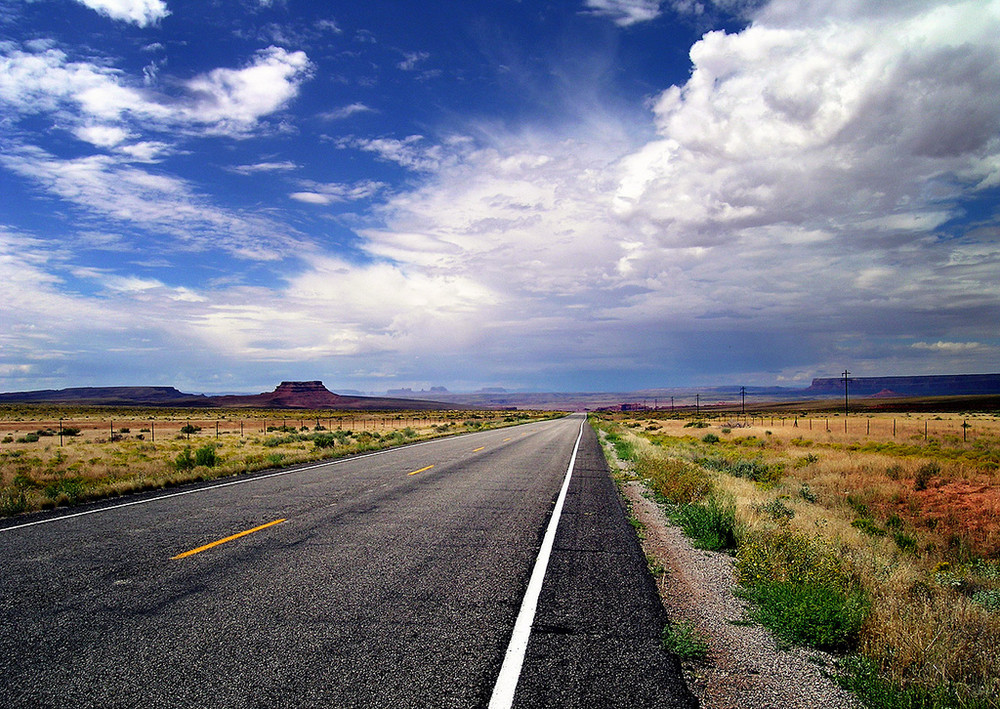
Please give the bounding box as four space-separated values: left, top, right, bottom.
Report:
696 394 700 415
741 386 746 416
842 369 851 423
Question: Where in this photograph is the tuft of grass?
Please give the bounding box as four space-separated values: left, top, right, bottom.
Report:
662 622 710 661
671 494 737 552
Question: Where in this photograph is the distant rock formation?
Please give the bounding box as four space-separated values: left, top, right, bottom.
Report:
0 381 462 410
805 373 1000 397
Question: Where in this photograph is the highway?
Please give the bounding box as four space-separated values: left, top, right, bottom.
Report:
0 414 696 708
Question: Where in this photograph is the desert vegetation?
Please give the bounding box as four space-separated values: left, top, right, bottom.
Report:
595 410 1000 709
0 406 557 517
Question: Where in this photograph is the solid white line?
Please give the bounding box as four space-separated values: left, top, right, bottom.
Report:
488 416 584 709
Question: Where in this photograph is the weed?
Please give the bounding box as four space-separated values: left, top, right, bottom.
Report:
914 462 940 491
684 421 710 429
636 453 712 505
662 622 710 661
852 518 887 537
799 483 818 503
737 581 869 652
0 488 28 516
702 433 720 444
671 494 737 551
759 498 795 522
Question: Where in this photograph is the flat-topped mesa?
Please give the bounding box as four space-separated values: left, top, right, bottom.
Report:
805 373 1000 397
257 381 347 408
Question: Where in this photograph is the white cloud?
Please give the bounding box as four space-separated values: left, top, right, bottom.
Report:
320 102 375 120
0 145 305 261
583 0 663 26
291 179 386 204
398 51 429 71
0 44 312 140
73 0 169 27
229 160 299 175
912 341 986 353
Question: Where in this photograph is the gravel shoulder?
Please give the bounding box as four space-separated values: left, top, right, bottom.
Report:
601 434 859 709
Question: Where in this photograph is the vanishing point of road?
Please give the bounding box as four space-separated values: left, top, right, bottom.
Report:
0 414 696 708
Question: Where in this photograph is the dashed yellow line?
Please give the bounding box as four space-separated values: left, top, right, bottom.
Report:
408 464 435 476
472 446 485 452
503 437 511 442
172 519 286 560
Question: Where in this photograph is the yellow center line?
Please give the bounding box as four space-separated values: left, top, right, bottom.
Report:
408 464 434 476
472 446 485 452
172 518 286 560
503 437 511 442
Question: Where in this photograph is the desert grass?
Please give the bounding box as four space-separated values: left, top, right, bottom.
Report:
0 407 559 516
596 410 1000 708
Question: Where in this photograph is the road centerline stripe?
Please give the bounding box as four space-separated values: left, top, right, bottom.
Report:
171 518 286 560
488 417 585 709
407 464 434 476
472 446 485 452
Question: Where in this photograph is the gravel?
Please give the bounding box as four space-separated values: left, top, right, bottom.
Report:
601 433 860 709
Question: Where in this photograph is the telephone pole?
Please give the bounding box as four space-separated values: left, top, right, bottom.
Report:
741 386 746 415
842 369 851 419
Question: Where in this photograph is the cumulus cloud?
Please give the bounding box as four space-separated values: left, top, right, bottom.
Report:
0 44 312 141
343 0 1000 382
73 0 169 26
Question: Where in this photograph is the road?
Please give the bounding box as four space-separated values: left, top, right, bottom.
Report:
0 414 696 708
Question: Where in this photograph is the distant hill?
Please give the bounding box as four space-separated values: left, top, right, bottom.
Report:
0 381 463 410
805 373 1000 397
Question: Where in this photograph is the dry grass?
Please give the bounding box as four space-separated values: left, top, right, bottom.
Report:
599 409 1000 707
0 407 558 515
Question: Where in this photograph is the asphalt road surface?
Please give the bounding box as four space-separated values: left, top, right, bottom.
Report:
1 414 696 708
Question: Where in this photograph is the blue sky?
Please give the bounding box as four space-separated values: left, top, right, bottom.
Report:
1 0 998 394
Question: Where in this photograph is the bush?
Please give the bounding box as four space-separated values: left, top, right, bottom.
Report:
313 433 338 449
914 462 939 491
702 433 720 444
671 494 737 551
737 581 868 652
194 445 218 467
180 424 202 435
684 421 710 429
698 454 783 485
175 447 195 470
0 489 28 516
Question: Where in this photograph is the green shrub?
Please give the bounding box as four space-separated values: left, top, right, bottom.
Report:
0 488 28 516
194 445 218 467
736 529 867 652
180 424 202 435
759 498 795 522
852 517 887 537
175 447 196 470
671 494 737 551
313 433 338 449
684 421 710 429
698 454 783 485
702 433 720 444
737 581 868 652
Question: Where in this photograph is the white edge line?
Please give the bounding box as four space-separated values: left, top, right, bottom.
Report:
488 416 585 709
0 419 557 534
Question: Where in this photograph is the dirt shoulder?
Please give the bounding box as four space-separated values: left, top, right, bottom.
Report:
602 432 859 708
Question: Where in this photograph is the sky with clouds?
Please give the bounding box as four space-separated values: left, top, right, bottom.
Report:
1 0 998 394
